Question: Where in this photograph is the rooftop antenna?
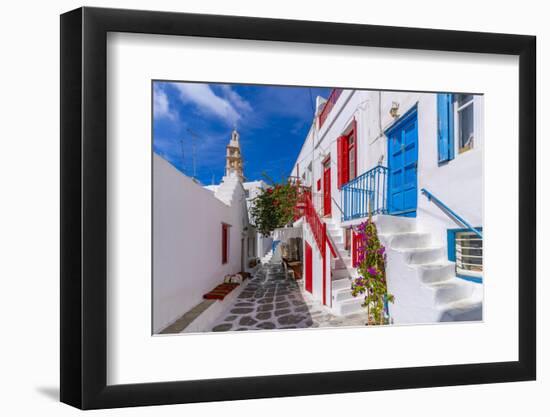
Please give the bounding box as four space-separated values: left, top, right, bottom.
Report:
186 128 201 179
179 139 185 172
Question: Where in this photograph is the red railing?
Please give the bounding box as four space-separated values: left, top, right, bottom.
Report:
301 192 337 258
318 88 343 128
299 192 338 306
304 192 324 252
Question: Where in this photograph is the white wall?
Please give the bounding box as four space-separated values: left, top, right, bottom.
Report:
292 90 483 250
301 222 332 305
2 1 547 417
153 154 246 332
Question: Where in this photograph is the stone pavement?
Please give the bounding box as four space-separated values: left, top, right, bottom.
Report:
209 262 368 332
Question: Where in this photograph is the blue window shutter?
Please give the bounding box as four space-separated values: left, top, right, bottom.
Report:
447 229 456 261
437 94 455 163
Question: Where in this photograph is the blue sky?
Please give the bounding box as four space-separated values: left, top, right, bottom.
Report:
153 81 331 185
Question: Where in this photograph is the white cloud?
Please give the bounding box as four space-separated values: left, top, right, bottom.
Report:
219 85 253 113
153 85 177 121
171 83 244 126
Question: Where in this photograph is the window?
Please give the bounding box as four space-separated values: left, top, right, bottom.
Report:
348 131 356 180
438 93 476 162
337 119 357 188
447 228 483 282
221 223 230 264
437 93 455 163
456 94 474 153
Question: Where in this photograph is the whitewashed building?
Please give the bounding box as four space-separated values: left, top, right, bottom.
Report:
153 130 268 333
289 89 483 324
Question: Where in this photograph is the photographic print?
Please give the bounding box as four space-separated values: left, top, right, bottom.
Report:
152 81 483 335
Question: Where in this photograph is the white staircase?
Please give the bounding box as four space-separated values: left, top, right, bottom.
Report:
328 215 483 323
260 249 274 265
325 219 363 315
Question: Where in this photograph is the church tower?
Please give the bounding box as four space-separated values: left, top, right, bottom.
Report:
225 129 244 181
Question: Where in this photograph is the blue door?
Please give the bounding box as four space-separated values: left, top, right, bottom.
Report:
387 107 418 217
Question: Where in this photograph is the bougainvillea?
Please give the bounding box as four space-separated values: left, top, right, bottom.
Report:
351 218 394 325
250 180 301 237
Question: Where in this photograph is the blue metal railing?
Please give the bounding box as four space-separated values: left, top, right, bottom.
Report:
341 165 388 221
420 188 483 239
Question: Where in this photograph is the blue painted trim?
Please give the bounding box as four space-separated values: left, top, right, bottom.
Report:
447 227 483 284
386 106 419 217
448 95 455 161
340 165 388 222
447 229 456 261
384 104 418 136
457 274 483 284
437 94 455 164
447 227 483 261
421 189 483 239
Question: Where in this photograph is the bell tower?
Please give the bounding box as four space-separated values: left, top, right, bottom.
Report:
225 129 244 181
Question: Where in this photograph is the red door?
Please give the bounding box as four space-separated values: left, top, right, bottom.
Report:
305 242 313 293
323 159 332 217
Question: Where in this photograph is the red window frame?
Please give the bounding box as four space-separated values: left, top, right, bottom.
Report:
221 223 230 264
348 121 357 181
337 119 357 188
322 156 332 217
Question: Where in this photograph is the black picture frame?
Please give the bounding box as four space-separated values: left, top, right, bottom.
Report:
60 6 536 410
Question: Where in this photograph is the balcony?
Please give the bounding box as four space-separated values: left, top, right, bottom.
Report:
341 165 388 222
318 88 343 129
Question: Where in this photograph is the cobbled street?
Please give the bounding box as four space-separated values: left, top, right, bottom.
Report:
210 262 367 332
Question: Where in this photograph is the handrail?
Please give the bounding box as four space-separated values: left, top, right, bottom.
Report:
341 165 388 221
420 188 482 239
331 196 344 215
325 227 338 258
301 192 338 258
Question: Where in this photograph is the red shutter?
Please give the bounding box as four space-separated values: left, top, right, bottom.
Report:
317 178 321 191
353 118 357 179
337 135 349 188
342 135 349 187
222 224 228 264
337 136 342 188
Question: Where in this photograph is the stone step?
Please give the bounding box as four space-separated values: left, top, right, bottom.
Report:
333 257 353 270
332 268 350 279
439 299 482 322
335 242 346 252
337 299 364 315
416 262 455 284
333 288 355 303
330 235 344 244
400 247 445 265
382 232 431 250
430 280 476 307
373 214 416 234
332 277 352 292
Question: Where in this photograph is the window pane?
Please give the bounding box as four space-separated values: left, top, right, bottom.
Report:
459 103 474 151
349 147 355 179
455 231 483 273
